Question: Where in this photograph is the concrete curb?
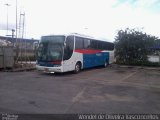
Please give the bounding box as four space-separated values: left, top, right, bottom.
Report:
111 64 160 71
2 67 36 72
11 67 36 72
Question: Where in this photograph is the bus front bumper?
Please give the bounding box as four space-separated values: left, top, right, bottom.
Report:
36 65 63 73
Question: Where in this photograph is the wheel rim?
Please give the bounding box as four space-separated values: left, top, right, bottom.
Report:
104 62 107 67
75 64 80 72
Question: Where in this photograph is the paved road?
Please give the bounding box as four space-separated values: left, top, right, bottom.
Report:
0 67 160 114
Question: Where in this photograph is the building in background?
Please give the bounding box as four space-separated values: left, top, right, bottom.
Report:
0 36 39 49
0 36 39 62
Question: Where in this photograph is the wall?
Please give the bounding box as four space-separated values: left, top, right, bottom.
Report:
148 55 160 63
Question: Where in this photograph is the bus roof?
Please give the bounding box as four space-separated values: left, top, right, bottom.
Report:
42 33 113 43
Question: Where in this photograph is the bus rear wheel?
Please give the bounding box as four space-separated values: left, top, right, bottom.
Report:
74 62 81 73
104 61 108 68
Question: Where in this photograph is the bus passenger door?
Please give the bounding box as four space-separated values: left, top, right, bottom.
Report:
62 36 75 72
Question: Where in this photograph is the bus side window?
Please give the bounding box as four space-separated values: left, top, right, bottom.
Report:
84 39 91 49
75 37 84 50
103 42 114 51
90 40 98 50
63 36 74 60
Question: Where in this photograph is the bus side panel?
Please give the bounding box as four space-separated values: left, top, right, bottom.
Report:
102 51 109 64
83 52 109 68
102 52 109 64
63 52 83 72
83 54 94 68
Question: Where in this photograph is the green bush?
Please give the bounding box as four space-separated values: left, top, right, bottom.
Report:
115 28 159 66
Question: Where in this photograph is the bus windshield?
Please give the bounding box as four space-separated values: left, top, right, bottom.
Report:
37 36 64 61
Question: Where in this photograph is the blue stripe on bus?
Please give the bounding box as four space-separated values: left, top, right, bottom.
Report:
83 52 109 68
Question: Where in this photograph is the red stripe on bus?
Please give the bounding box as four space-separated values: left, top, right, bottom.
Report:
74 49 102 54
49 61 62 65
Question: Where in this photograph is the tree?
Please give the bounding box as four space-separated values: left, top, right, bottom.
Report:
114 28 158 65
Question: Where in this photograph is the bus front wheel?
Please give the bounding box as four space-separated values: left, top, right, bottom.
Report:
74 62 81 73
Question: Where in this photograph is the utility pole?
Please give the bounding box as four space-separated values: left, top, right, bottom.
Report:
18 12 25 63
15 0 18 63
15 0 18 45
5 3 10 36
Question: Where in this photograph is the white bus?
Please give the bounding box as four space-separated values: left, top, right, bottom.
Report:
36 33 114 73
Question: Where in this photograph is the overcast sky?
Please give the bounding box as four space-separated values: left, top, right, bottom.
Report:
0 0 160 41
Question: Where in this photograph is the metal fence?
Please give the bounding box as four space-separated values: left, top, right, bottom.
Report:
0 46 14 69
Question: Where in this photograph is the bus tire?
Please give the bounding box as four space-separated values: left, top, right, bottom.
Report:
104 61 108 68
74 62 81 73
